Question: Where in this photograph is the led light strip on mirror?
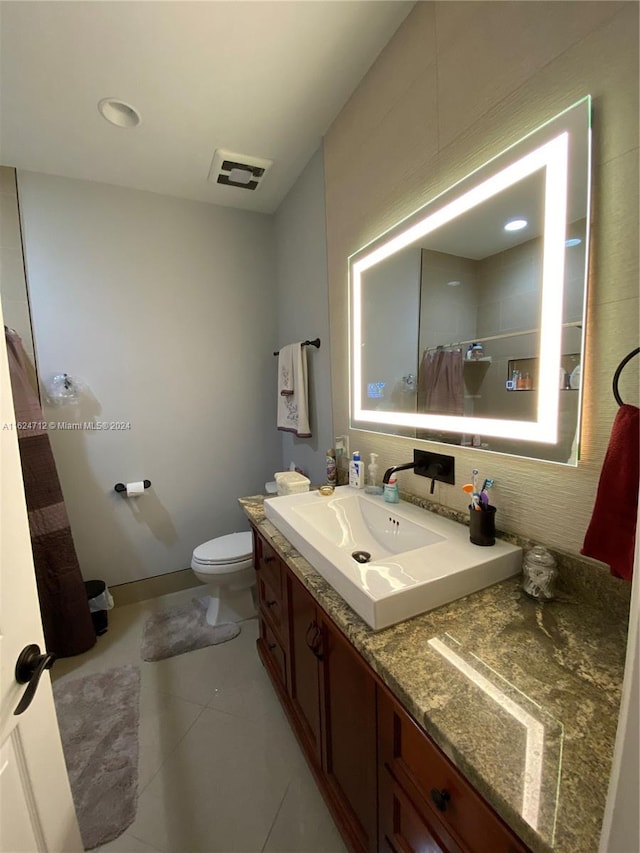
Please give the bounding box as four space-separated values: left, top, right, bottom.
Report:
349 96 591 456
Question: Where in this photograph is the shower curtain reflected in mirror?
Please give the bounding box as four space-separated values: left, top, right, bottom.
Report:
419 348 465 415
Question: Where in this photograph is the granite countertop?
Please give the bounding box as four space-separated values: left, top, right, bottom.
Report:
239 495 630 853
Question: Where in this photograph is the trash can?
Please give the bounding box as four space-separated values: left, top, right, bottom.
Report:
84 580 114 636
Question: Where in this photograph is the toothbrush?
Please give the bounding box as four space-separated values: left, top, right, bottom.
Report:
471 469 482 509
480 478 494 506
462 483 481 509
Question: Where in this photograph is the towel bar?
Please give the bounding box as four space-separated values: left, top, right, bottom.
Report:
273 338 320 357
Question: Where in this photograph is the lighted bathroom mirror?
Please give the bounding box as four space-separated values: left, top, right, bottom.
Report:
350 97 590 465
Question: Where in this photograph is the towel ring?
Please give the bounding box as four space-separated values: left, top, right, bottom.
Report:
612 347 640 406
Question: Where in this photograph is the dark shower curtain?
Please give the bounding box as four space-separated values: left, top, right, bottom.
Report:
5 328 95 657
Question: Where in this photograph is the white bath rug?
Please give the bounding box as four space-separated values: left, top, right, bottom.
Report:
53 664 141 850
141 597 240 661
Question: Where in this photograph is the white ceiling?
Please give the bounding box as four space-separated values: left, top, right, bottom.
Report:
0 1 413 213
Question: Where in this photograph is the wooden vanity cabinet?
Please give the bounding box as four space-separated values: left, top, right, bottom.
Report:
287 570 377 853
251 526 529 853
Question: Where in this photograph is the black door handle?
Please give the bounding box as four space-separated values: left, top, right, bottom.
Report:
14 644 56 716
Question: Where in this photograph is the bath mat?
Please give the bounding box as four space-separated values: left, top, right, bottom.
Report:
141 597 241 661
53 664 141 850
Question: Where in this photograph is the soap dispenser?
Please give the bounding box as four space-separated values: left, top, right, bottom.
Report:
365 453 383 495
383 473 399 503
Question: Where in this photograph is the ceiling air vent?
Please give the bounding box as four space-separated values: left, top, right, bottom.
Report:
208 149 273 191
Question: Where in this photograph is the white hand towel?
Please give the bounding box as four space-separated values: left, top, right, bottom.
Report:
277 343 311 437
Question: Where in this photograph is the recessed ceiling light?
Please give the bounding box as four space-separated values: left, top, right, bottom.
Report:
565 237 582 247
98 98 141 128
446 280 462 287
504 218 528 232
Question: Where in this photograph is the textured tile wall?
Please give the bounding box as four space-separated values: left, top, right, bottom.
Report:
324 2 639 557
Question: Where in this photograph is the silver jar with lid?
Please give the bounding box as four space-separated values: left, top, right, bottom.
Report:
522 545 558 601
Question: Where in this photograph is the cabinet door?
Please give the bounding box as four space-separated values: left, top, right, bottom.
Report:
319 615 377 853
287 573 321 761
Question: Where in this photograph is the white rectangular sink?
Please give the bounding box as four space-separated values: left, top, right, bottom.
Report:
264 486 522 630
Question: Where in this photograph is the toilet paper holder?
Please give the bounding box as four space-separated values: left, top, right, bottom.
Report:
114 480 151 494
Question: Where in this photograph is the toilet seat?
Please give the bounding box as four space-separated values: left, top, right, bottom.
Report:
192 531 252 566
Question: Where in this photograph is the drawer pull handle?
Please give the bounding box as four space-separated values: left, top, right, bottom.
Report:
430 788 450 812
305 622 318 652
268 642 277 651
266 600 277 608
263 555 275 564
305 622 324 661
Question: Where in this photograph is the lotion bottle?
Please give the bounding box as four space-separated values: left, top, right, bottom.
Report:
365 453 383 494
349 451 364 489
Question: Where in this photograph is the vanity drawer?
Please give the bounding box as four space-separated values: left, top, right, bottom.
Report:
256 537 282 596
259 615 287 689
258 573 286 639
379 765 461 853
378 686 527 853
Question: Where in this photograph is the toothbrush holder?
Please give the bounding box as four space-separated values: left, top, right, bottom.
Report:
469 505 496 546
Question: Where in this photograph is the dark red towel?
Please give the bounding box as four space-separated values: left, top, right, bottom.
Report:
581 404 639 581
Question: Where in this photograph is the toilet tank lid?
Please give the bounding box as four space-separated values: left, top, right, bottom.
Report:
193 532 253 564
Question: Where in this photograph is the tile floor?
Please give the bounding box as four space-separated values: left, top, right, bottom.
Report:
53 587 347 853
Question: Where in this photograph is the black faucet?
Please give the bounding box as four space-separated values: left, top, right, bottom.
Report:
382 449 456 494
382 461 416 484
425 462 444 494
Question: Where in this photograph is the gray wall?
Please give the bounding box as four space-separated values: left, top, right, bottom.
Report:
18 172 281 587
274 146 333 484
419 249 479 359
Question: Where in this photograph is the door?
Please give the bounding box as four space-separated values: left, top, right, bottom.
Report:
287 573 321 759
0 307 83 851
319 614 378 853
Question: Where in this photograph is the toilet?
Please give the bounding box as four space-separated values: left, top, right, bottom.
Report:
191 531 256 626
